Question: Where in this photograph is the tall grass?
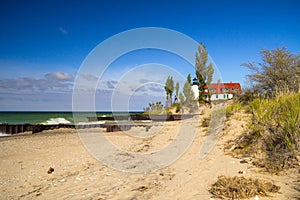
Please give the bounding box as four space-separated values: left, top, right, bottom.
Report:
226 102 242 117
249 93 300 151
247 92 300 172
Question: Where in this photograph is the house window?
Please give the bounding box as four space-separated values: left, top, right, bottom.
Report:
216 94 218 99
224 94 226 98
223 88 229 92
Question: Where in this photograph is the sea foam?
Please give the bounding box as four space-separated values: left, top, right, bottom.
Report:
42 118 71 125
0 132 12 137
77 121 105 125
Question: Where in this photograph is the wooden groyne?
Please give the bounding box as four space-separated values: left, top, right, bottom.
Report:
0 123 152 135
0 114 197 135
0 123 76 135
87 113 196 122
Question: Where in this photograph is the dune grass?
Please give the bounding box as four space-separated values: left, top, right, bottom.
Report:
226 102 242 117
228 92 300 173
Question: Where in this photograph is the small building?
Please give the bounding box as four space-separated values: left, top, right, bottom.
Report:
204 80 242 100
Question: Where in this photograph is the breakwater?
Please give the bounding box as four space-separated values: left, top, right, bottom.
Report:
0 123 152 135
0 123 75 135
0 114 197 135
87 113 196 122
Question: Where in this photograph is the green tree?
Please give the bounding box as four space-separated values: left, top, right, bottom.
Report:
195 43 214 103
187 73 191 84
243 47 300 97
143 101 163 113
164 76 175 107
206 64 214 102
179 92 184 105
183 74 196 112
179 92 185 113
175 82 179 103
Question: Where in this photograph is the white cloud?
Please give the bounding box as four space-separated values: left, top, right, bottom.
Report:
80 74 98 82
0 72 74 93
45 72 73 81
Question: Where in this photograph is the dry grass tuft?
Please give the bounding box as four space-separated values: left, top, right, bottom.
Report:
209 175 280 199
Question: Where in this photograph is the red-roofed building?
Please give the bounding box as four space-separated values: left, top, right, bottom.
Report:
204 80 242 100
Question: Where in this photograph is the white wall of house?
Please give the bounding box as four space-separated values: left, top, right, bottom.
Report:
210 93 233 101
192 85 235 101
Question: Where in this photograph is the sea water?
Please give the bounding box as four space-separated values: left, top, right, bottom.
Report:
0 111 142 125
0 111 142 136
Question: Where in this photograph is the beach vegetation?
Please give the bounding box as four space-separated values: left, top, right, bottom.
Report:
247 93 300 173
227 47 300 173
195 43 214 103
164 76 174 107
226 102 242 117
183 74 198 113
242 47 300 98
228 92 300 173
175 82 179 104
179 92 184 113
201 115 211 127
143 101 163 114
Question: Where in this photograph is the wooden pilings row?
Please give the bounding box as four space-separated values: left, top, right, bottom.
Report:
0 123 75 135
0 123 152 135
0 114 196 135
87 114 196 122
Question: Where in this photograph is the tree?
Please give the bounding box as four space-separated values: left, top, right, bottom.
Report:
187 73 191 84
206 64 214 102
175 82 179 103
169 77 174 104
144 101 163 113
183 74 196 112
164 76 175 107
179 92 185 113
243 47 300 97
195 43 214 102
179 92 184 105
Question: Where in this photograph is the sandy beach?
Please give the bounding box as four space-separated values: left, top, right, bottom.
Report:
0 110 298 199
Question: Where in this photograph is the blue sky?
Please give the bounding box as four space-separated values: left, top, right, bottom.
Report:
0 0 299 111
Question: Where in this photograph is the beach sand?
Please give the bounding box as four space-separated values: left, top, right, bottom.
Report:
0 111 298 199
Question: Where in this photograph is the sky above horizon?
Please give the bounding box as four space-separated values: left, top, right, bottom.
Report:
0 0 300 111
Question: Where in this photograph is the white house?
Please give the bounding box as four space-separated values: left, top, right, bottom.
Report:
192 78 242 101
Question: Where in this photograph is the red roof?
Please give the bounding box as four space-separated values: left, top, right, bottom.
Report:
204 81 242 94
